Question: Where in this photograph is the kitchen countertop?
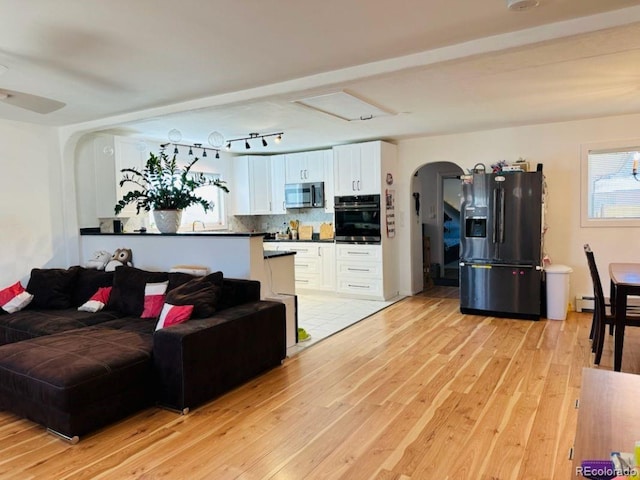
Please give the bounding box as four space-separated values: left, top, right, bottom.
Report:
263 238 335 243
80 228 266 237
263 250 296 259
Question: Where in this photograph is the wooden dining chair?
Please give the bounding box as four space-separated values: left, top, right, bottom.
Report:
584 244 640 366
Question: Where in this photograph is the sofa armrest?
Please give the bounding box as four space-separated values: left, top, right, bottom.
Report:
153 300 286 411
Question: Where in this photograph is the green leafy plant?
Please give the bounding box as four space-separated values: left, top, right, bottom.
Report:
114 150 229 215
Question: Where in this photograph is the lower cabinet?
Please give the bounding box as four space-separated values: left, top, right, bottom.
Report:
264 242 336 292
336 244 384 298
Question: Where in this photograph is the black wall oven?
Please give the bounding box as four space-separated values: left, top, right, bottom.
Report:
334 194 381 244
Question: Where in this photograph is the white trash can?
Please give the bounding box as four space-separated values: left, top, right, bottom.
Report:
545 264 573 320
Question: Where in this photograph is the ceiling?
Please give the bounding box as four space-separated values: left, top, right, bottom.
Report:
2 0 640 152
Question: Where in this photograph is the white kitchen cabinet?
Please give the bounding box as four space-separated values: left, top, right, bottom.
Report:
263 241 336 292
270 154 286 214
323 149 334 213
336 244 384 298
285 151 326 183
318 243 336 291
232 155 272 215
333 142 383 196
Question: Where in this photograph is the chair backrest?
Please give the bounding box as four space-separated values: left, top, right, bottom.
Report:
584 244 606 317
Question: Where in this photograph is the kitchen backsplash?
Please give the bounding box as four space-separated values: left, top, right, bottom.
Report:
229 209 334 234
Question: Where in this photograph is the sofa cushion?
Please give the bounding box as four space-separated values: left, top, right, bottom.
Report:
71 268 114 307
27 267 80 310
108 267 169 317
141 282 168 319
155 303 193 330
0 308 125 345
165 272 223 319
0 282 33 314
77 287 112 313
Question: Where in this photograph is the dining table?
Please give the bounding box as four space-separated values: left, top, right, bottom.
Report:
609 263 640 371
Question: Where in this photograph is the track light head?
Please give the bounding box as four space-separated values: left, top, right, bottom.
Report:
245 139 251 150
226 142 231 150
174 146 179 154
215 151 220 159
188 147 193 155
202 149 207 157
262 137 268 147
275 134 282 144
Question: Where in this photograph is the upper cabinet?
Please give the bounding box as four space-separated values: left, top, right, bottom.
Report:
270 154 287 214
232 155 272 215
332 141 397 197
333 142 382 196
284 151 325 183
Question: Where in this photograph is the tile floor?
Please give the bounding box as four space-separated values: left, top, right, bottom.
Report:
287 292 403 356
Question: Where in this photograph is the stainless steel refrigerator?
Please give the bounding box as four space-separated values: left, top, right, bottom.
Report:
459 171 544 319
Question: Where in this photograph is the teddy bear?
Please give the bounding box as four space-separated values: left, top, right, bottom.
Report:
85 250 112 270
104 248 134 272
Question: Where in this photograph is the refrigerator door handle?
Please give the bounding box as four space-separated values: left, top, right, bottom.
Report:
492 189 499 243
498 188 505 244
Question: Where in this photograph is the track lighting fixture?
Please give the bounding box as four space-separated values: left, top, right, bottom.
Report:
161 140 222 160
224 131 284 151
163 129 224 160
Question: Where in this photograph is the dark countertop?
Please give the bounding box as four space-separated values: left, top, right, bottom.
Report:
263 238 335 243
80 228 266 237
263 233 334 243
263 250 297 259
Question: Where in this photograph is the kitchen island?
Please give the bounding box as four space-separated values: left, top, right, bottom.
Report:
79 230 296 297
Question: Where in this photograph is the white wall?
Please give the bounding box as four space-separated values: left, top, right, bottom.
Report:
396 113 640 301
0 119 65 287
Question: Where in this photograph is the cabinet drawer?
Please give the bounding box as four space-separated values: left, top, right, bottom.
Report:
295 273 320 289
337 261 381 277
295 257 320 274
336 244 382 261
337 277 382 297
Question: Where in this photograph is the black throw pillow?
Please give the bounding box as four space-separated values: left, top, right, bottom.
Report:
165 271 223 319
26 267 80 309
108 266 169 316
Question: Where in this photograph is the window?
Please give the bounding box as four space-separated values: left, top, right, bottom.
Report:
581 141 640 227
148 173 227 232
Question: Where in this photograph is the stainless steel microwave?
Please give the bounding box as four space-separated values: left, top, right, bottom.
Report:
284 182 324 209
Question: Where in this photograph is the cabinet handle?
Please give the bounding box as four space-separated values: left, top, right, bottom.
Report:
357 180 361 190
297 264 309 267
283 201 286 211
300 170 304 180
347 267 370 272
348 284 370 289
347 251 369 255
305 169 309 179
318 247 321 256
352 180 356 191
269 201 272 211
297 279 310 283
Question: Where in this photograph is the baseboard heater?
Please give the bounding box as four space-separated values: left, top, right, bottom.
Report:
575 296 594 313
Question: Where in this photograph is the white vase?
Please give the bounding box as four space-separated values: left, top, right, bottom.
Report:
153 210 182 234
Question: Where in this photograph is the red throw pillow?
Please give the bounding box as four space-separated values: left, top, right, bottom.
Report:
77 287 112 313
141 281 168 318
0 281 34 314
155 303 193 330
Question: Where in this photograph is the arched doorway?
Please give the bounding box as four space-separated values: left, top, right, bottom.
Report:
412 161 464 291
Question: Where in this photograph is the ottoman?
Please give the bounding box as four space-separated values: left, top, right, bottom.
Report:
0 326 155 442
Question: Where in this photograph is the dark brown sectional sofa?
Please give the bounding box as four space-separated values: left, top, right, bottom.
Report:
0 266 286 442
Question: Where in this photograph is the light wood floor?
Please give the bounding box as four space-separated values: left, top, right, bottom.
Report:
2 296 640 479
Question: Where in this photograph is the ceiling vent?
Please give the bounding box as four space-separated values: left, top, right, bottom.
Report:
507 0 539 11
294 91 395 122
